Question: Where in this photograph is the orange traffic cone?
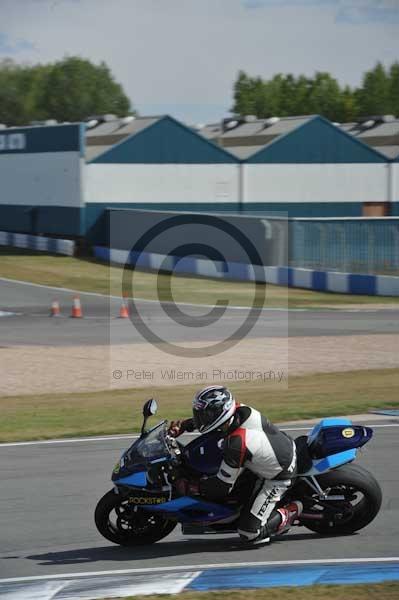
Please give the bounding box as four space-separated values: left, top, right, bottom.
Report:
71 296 83 318
50 299 61 317
119 299 129 318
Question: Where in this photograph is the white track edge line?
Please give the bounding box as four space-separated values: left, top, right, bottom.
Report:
1 423 398 448
1 557 398 584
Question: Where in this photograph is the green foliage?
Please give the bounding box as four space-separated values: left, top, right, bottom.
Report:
389 62 399 117
357 62 391 116
0 56 133 125
232 62 399 121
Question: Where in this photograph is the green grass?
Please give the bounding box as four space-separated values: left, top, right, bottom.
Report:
1 369 398 442
0 248 398 308
104 582 399 600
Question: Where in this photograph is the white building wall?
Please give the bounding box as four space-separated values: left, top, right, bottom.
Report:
245 164 389 204
0 152 82 207
85 164 240 204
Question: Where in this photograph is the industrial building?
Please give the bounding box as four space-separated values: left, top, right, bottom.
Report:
85 115 239 243
0 113 398 245
201 113 399 159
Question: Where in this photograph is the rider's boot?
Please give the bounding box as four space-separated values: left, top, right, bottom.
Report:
252 532 271 545
238 501 302 545
276 500 303 534
239 530 270 545
238 526 270 545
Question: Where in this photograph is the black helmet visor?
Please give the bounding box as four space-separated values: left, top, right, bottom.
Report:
193 403 225 432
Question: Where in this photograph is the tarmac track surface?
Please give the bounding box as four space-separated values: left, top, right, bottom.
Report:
0 423 398 580
1 278 399 346
1 279 398 583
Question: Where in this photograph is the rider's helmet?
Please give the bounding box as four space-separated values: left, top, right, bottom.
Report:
192 386 236 434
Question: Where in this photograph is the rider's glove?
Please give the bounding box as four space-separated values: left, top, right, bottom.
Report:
168 420 183 438
168 418 195 438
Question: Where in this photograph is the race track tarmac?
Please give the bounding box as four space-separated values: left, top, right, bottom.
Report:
0 422 397 579
1 278 399 346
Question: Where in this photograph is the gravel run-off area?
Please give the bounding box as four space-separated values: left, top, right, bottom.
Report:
1 334 398 396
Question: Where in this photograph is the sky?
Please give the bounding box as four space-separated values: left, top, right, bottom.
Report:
0 0 398 124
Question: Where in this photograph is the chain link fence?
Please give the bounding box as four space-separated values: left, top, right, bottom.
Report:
289 218 399 275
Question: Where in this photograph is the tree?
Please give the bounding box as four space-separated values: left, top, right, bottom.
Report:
0 56 133 126
232 70 258 116
339 86 358 122
291 75 312 115
356 62 391 116
306 72 343 121
0 59 27 125
40 57 131 122
231 62 399 122
279 74 299 116
389 62 399 116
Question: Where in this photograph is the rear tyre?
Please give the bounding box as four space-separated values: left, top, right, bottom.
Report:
95 489 177 546
303 464 382 535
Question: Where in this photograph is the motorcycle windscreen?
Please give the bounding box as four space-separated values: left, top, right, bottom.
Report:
112 423 170 481
309 425 373 459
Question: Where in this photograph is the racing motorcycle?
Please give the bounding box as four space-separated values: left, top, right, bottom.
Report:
95 399 382 545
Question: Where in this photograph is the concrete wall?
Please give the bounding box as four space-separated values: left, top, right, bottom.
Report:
94 246 399 296
105 208 287 266
0 231 75 255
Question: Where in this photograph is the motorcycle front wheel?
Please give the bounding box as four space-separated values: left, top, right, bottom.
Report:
303 464 382 535
95 489 177 546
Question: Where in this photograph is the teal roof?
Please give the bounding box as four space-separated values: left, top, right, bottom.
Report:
246 116 387 164
89 116 238 164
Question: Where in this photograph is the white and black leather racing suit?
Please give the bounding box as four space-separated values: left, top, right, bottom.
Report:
181 404 297 541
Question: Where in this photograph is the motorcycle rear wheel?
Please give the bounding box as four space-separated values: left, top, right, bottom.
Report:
303 464 382 535
95 489 177 546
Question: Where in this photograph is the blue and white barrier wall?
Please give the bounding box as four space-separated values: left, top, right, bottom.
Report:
94 246 399 297
0 231 75 256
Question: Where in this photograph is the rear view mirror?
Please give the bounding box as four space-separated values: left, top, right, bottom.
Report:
143 398 158 418
141 398 158 438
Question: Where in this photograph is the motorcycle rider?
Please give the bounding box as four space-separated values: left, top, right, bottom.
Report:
169 385 303 544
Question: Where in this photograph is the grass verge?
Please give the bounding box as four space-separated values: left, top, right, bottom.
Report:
104 583 399 600
1 369 398 442
103 583 399 600
0 248 398 308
